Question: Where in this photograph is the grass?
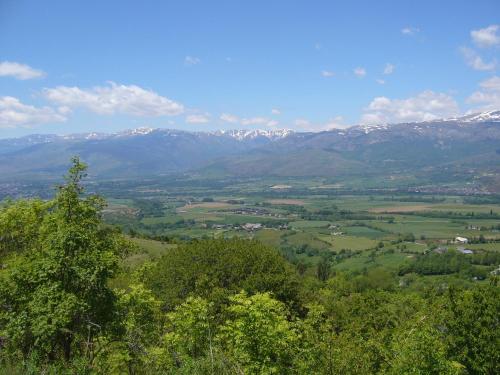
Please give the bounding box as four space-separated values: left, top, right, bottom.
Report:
464 243 500 252
343 225 387 239
254 229 282 248
332 251 412 273
320 234 378 251
290 220 331 229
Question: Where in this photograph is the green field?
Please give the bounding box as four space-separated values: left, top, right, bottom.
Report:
102 182 500 276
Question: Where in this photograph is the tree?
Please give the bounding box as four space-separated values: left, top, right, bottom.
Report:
217 292 298 374
316 257 331 281
0 157 130 365
144 238 301 312
385 317 462 375
0 198 49 258
444 286 500 374
95 283 162 374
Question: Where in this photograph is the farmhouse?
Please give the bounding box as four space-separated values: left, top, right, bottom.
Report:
242 223 262 231
454 236 468 244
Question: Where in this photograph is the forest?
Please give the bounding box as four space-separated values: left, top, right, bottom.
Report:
0 159 498 374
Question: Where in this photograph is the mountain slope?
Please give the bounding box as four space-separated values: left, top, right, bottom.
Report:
0 111 499 189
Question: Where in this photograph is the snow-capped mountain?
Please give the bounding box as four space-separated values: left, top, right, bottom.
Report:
0 111 498 185
211 129 294 140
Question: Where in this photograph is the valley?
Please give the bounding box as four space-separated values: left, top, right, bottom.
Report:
101 177 500 288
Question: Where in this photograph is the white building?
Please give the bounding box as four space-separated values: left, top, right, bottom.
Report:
455 236 468 244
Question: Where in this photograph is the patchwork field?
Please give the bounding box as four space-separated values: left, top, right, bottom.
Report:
102 181 500 277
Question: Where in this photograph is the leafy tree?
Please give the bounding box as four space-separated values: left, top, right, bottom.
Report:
163 296 215 361
316 257 331 281
217 292 298 374
385 316 462 375
144 238 302 312
444 285 500 374
0 198 49 257
95 283 162 374
0 157 130 366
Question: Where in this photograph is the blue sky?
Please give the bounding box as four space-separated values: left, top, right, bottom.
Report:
0 0 499 138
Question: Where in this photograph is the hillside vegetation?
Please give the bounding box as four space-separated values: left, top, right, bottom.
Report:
0 159 499 374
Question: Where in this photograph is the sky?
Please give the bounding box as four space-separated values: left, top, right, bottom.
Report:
0 0 499 138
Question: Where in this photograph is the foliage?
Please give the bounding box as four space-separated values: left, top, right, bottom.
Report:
144 238 302 312
444 285 500 374
217 291 298 375
1 160 499 374
0 157 130 368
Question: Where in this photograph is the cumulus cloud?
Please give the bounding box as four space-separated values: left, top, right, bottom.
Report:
466 76 500 112
0 96 66 128
0 61 45 80
43 82 184 117
383 63 395 75
322 116 349 130
271 108 281 115
471 25 500 48
241 117 272 126
353 67 366 78
376 79 386 85
184 56 201 66
220 113 239 123
293 116 348 131
185 113 210 124
321 70 334 77
401 27 420 36
361 90 460 125
460 47 496 71
219 113 277 127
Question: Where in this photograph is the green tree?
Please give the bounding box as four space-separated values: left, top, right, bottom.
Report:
217 291 298 375
316 257 331 281
144 238 301 312
0 157 130 366
444 286 500 374
95 283 162 374
385 317 462 375
0 198 49 257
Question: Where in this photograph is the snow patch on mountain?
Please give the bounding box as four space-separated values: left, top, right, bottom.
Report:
212 129 294 140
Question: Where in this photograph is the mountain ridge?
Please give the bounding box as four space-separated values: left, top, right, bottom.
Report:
1 110 499 190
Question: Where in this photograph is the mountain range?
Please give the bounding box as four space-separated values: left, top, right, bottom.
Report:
1 111 499 191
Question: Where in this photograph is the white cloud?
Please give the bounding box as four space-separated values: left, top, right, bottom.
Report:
184 56 201 66
0 96 66 128
383 63 395 75
361 90 460 125
376 79 386 85
266 120 279 128
0 61 45 80
185 113 210 124
294 119 311 128
322 116 349 130
241 117 271 126
294 116 349 131
321 70 334 77
353 67 366 78
466 76 500 111
219 113 278 127
460 47 496 71
43 82 184 117
271 108 281 115
401 27 420 36
471 25 500 48
220 113 239 123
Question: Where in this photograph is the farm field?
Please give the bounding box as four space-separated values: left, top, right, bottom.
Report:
102 179 500 280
